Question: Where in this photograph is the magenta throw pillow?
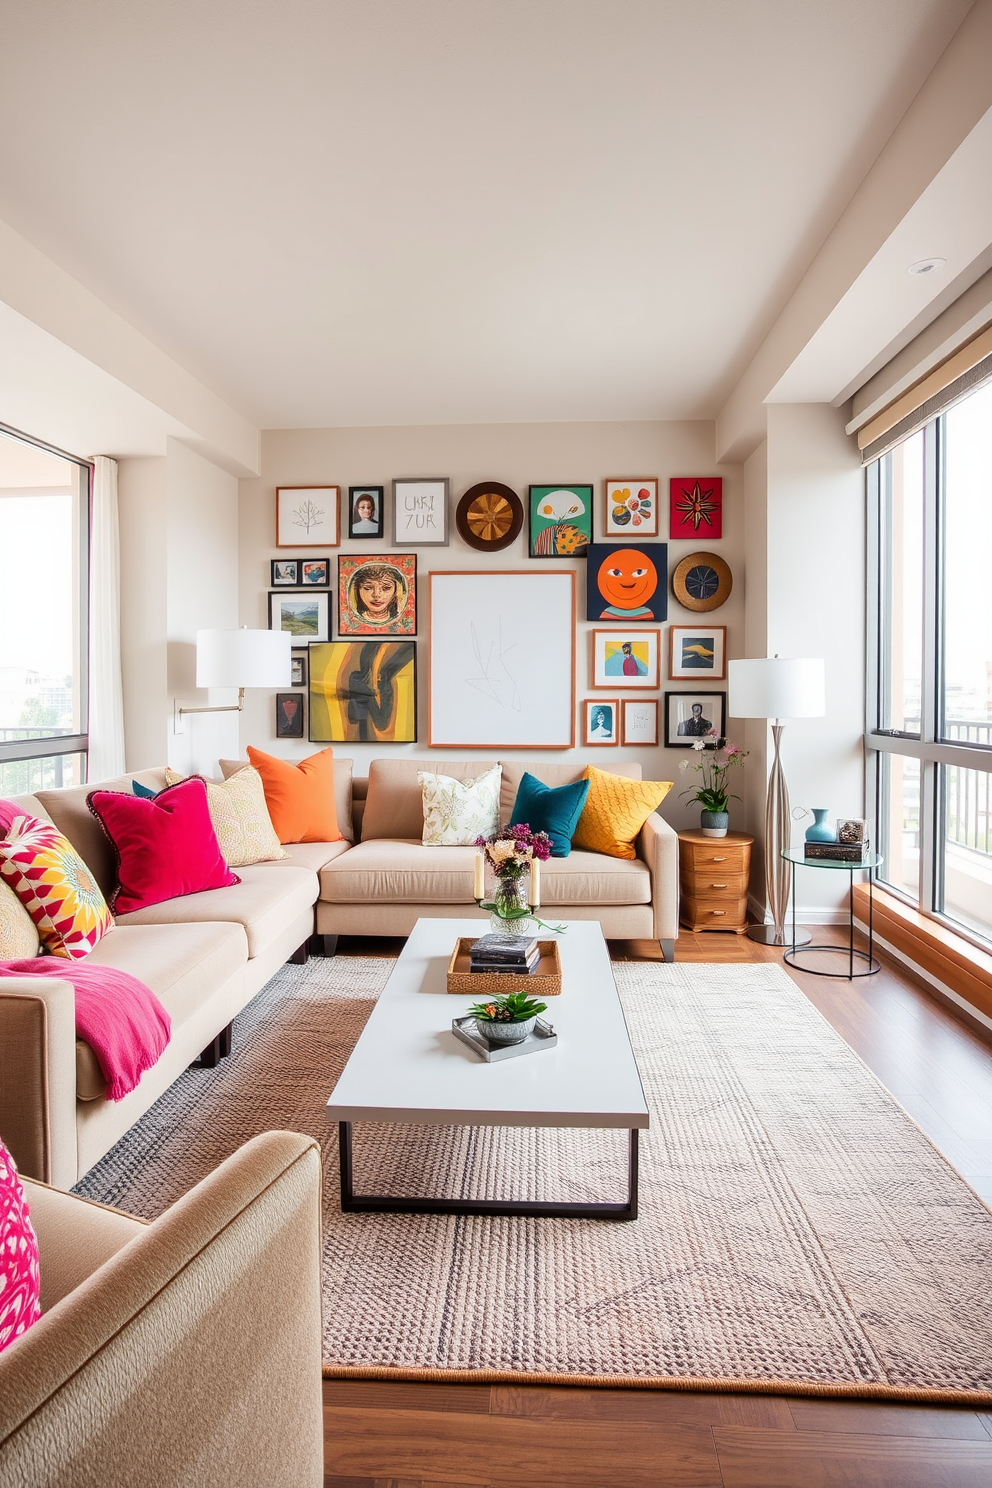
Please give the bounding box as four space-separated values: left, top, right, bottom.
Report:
88 777 239 914
0 1139 41 1353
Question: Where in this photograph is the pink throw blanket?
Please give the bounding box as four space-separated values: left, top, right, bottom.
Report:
0 960 171 1101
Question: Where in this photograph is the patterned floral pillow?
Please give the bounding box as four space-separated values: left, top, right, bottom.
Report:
419 766 502 846
0 813 114 958
0 1139 41 1353
164 767 286 867
0 878 41 958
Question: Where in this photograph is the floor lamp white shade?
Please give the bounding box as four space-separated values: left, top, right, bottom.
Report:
196 628 291 689
728 658 826 947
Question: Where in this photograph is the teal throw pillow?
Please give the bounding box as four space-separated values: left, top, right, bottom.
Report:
510 772 590 858
131 780 158 799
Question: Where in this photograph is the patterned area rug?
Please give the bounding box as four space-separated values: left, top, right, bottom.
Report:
76 955 992 1402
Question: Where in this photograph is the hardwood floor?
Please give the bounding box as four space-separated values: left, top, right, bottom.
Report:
324 927 992 1487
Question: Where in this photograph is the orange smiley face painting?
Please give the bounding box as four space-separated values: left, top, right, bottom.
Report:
586 542 667 622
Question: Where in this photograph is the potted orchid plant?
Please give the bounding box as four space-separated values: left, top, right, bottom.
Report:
678 735 748 838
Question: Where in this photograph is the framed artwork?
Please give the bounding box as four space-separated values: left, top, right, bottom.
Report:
456 481 523 552
300 558 329 587
621 699 659 746
670 477 723 539
671 551 733 613
309 640 417 743
583 698 619 746
664 691 727 747
337 553 416 636
528 485 593 557
275 692 305 739
271 558 299 586
348 486 384 539
586 542 667 623
605 479 658 537
276 486 340 547
428 571 575 748
669 624 727 680
591 629 660 690
290 650 308 688
267 591 330 642
392 478 449 545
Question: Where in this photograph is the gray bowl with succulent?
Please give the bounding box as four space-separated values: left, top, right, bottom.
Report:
467 990 549 1046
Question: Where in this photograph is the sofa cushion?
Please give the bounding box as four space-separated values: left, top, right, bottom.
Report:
573 766 672 861
88 779 240 913
0 879 41 958
419 765 501 845
498 759 642 825
245 746 342 844
362 759 498 841
319 840 650 907
276 840 351 872
76 922 249 1100
114 863 317 959
165 766 286 866
0 810 115 959
220 756 355 842
34 770 167 899
0 1139 41 1352
509 771 590 857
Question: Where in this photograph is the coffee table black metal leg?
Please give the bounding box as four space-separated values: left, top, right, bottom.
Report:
339 1122 639 1221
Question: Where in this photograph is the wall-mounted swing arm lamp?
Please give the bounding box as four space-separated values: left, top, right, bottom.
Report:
174 627 291 731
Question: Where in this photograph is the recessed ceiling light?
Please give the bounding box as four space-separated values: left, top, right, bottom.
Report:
908 257 946 276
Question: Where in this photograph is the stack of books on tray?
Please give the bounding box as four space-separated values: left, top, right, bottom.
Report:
803 841 869 862
469 933 541 975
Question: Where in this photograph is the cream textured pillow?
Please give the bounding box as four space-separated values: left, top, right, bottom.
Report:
0 878 41 958
419 766 502 846
164 767 287 867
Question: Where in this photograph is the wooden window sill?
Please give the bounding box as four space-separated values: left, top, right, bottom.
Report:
853 883 992 1022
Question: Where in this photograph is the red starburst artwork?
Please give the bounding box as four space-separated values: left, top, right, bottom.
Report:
670 477 722 539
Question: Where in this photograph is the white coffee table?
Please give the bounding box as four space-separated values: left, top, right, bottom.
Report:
326 917 649 1221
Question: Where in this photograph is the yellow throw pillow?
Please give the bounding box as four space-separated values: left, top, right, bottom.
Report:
572 766 672 861
164 767 287 867
0 878 41 957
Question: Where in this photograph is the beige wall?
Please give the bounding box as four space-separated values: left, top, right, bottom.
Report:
239 420 744 832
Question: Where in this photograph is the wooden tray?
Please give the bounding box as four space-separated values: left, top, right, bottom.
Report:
446 937 562 996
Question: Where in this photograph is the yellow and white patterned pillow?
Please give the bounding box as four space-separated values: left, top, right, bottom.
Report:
0 879 41 958
0 815 114 959
164 767 286 867
419 766 502 846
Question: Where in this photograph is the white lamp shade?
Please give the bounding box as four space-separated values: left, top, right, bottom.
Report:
728 657 825 720
195 628 291 688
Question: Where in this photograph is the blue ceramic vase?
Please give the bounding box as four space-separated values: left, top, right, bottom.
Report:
805 809 835 843
700 809 730 838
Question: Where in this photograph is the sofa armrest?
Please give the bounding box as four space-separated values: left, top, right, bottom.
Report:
0 979 78 1189
0 1131 324 1488
638 811 680 942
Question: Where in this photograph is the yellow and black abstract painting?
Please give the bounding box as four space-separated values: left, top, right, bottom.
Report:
309 641 416 743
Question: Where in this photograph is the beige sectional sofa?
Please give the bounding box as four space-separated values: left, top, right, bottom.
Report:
0 754 677 1190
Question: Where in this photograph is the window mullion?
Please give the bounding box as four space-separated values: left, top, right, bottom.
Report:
919 420 940 914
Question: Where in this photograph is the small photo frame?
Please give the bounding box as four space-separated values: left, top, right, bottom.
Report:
276 486 340 547
268 591 330 642
270 558 299 586
604 479 658 537
300 558 330 587
668 624 727 680
290 650 308 688
275 692 305 739
621 699 659 746
337 553 417 636
664 691 727 747
591 629 660 689
583 698 619 746
392 478 449 545
348 486 384 540
529 484 593 557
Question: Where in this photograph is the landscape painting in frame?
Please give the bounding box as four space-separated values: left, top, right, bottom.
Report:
276 485 340 547
337 553 416 636
528 485 593 557
309 641 416 743
605 479 658 537
428 571 575 748
669 623 727 680
267 590 329 641
664 691 727 747
591 629 660 689
669 477 723 539
586 542 667 622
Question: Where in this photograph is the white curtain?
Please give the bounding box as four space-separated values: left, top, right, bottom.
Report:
87 455 126 780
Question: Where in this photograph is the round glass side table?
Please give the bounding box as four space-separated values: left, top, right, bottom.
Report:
780 847 883 979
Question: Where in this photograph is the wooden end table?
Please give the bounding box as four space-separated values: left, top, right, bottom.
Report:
678 829 754 934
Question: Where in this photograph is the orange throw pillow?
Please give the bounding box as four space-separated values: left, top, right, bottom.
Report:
246 747 342 844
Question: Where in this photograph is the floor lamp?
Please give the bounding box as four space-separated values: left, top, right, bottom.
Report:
728 657 826 947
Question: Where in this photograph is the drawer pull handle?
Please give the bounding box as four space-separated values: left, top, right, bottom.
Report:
710 882 728 888
709 910 726 916
708 856 728 862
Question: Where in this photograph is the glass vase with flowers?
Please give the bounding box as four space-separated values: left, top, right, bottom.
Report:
475 824 564 936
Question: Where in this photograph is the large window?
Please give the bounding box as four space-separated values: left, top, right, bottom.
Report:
0 426 90 794
868 377 992 947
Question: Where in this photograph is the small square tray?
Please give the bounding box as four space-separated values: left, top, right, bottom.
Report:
446 937 562 995
451 1015 558 1063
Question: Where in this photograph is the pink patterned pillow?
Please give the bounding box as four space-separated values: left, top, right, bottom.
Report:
0 807 114 959
0 1139 41 1353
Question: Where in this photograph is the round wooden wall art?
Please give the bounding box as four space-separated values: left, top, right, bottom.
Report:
672 551 733 612
455 482 524 551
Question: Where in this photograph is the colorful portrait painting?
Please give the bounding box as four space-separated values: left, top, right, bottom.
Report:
337 553 416 636
586 543 667 622
349 486 384 539
309 640 417 743
670 477 723 539
529 485 593 557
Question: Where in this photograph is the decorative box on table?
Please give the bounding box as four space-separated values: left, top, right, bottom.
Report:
446 938 563 996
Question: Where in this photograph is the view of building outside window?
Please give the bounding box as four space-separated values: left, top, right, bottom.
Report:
0 431 88 794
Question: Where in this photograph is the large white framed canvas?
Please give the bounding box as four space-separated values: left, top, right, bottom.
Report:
429 571 575 748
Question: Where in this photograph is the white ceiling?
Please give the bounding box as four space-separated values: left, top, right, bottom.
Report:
0 0 980 429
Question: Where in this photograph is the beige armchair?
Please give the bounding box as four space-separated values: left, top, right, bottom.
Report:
0 1131 324 1488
